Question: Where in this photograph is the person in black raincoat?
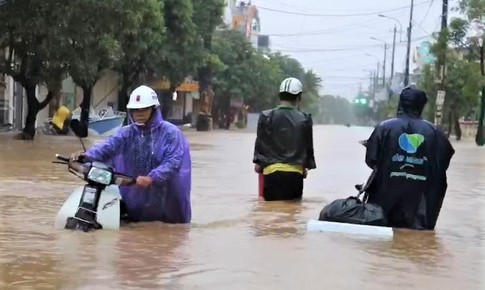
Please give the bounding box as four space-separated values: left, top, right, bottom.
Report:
364 85 455 230
253 77 317 201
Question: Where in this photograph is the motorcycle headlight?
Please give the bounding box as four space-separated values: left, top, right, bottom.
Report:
87 167 113 185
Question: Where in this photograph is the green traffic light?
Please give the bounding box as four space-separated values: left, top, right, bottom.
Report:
354 98 368 105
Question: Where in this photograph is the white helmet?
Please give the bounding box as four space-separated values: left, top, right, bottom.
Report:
126 85 160 109
279 77 303 95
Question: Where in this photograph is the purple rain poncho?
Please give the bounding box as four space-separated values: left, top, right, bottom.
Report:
85 108 192 224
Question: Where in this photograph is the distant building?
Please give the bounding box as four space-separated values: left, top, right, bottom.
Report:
226 0 270 51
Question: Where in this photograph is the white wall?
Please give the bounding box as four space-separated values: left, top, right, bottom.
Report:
91 70 119 111
185 93 193 116
6 75 13 125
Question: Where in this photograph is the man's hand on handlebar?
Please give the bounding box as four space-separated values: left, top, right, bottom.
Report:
70 150 86 162
136 176 153 188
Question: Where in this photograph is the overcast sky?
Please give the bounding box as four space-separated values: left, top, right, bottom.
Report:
251 0 463 100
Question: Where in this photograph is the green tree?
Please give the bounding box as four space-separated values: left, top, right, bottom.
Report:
211 30 262 115
210 29 324 121
419 64 439 121
456 0 485 19
115 0 166 111
318 94 355 125
192 0 225 94
244 52 283 111
161 0 199 85
60 0 125 128
300 70 322 116
0 0 66 139
352 91 373 126
419 7 483 138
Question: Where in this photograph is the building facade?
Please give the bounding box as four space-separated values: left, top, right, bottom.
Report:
227 0 270 51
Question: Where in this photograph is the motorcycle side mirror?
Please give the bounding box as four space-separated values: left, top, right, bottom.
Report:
70 119 88 138
70 119 88 152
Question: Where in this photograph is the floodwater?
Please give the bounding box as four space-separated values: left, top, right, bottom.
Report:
0 125 483 290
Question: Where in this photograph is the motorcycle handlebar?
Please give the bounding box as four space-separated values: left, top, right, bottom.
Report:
55 153 136 186
55 154 71 162
113 173 136 186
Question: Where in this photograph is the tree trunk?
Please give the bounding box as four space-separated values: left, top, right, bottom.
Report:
446 110 452 139
118 74 132 125
454 110 462 141
161 90 172 119
118 71 131 113
20 84 39 140
79 86 92 137
16 84 54 140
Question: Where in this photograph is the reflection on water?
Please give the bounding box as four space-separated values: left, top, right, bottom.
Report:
0 125 483 289
115 225 190 289
249 201 305 238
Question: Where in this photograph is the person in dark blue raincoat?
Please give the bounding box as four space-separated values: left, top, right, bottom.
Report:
363 85 455 230
71 85 192 224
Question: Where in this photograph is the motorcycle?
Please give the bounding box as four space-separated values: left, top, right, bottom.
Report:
54 118 136 232
53 154 136 232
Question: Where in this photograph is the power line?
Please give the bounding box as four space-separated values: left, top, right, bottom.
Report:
273 35 431 53
267 19 389 37
273 43 384 52
257 1 432 18
313 56 377 66
418 0 434 27
323 75 371 79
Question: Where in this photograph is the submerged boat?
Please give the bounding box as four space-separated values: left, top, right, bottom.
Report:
71 106 127 137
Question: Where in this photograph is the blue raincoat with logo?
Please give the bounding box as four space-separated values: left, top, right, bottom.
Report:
85 108 192 224
364 86 454 230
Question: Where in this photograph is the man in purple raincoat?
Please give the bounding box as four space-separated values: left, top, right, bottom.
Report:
71 85 192 224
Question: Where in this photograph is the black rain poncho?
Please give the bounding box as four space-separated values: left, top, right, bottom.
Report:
364 86 455 230
253 106 316 169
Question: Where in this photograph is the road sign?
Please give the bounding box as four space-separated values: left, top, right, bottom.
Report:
436 90 446 106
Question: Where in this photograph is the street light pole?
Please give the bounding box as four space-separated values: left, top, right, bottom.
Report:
383 43 387 87
404 0 414 87
377 14 400 97
391 25 396 81
471 18 485 146
478 42 485 146
377 14 403 43
370 37 387 88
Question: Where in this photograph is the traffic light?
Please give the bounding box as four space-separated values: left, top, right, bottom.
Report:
354 97 368 105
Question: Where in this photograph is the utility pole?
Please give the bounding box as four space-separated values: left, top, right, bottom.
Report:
373 70 377 101
391 25 396 81
435 0 448 129
382 43 387 87
375 62 381 92
477 39 485 146
441 0 448 34
404 0 414 87
369 71 374 97
389 26 396 103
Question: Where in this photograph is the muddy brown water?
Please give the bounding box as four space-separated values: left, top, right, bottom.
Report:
0 125 483 289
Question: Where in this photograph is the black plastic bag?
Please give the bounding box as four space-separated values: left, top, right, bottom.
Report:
318 167 387 227
318 196 387 226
